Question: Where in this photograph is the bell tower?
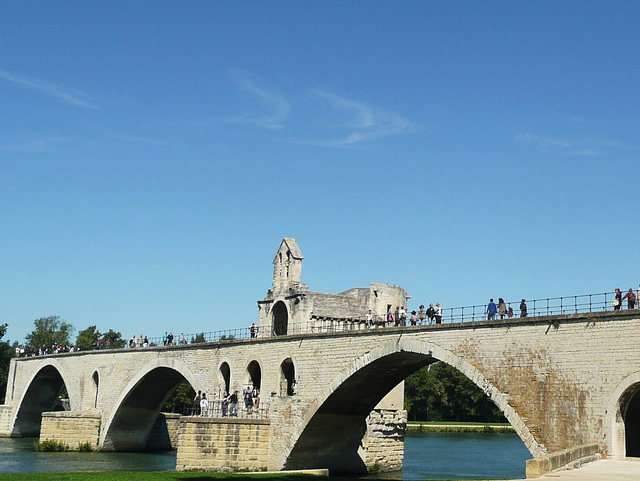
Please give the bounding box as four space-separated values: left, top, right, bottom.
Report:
272 237 303 291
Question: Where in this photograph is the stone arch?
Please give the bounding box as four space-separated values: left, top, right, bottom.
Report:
99 358 202 451
92 371 99 409
219 361 231 396
246 360 262 390
272 301 288 336
11 361 76 437
605 371 640 458
281 338 543 474
280 357 296 396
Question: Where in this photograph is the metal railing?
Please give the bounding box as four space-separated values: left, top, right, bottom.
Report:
182 400 269 419
17 290 636 357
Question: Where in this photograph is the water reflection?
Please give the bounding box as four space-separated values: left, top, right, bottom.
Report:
0 432 530 479
0 438 176 473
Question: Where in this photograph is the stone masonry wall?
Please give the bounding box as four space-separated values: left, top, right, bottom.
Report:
0 406 13 436
40 410 101 449
176 417 270 472
4 310 640 471
361 409 407 472
145 413 181 450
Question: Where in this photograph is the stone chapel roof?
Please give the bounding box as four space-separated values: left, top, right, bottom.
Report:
275 237 304 261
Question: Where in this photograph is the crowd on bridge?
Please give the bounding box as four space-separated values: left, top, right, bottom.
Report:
190 386 265 418
12 285 640 358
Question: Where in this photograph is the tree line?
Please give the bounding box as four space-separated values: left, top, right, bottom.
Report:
404 362 506 423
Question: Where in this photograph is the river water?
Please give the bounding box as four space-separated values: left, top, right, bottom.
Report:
0 432 531 479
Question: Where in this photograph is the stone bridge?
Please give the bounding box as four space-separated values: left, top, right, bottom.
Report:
2 309 640 474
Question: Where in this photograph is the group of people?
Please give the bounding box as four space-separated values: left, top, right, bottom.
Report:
162 332 188 345
613 286 639 310
192 387 261 417
15 343 76 357
365 303 444 327
128 332 190 348
486 298 528 319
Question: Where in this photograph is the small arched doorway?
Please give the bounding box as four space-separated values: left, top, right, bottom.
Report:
624 384 640 456
272 301 288 336
280 358 296 396
220 362 231 396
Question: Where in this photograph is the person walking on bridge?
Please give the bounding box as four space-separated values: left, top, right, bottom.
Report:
418 305 426 324
229 390 239 417
426 304 436 324
434 303 442 324
498 298 507 319
487 299 497 320
520 299 528 317
622 288 636 309
613 288 623 310
200 393 208 416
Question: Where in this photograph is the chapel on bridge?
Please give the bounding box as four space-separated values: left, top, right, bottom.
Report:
258 238 409 336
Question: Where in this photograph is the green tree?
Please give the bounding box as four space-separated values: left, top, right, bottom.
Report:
163 380 196 413
25 316 74 350
101 329 126 349
190 333 206 344
404 361 506 423
0 323 14 403
75 325 101 350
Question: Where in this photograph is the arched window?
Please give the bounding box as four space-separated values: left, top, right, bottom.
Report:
272 301 288 336
280 358 296 396
220 362 231 396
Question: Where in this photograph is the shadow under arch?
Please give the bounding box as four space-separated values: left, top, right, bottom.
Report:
12 362 73 437
100 360 201 451
284 338 543 475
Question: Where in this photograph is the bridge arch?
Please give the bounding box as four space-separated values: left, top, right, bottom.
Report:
11 360 76 437
99 358 203 451
283 337 543 474
606 370 640 458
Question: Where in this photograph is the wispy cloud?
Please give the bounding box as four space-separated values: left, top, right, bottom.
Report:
514 132 638 158
515 133 572 149
0 70 98 110
312 89 411 145
228 71 290 129
0 136 67 154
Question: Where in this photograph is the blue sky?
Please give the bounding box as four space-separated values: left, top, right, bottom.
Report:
1 1 638 344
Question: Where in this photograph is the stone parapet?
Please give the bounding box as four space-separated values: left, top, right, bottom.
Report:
526 443 601 478
39 410 101 449
176 417 270 472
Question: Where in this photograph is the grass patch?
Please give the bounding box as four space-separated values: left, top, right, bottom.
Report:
407 422 514 434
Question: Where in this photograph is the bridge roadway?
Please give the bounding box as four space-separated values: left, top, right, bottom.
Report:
2 309 640 474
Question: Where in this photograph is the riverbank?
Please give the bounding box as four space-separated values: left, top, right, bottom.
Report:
407 421 514 433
